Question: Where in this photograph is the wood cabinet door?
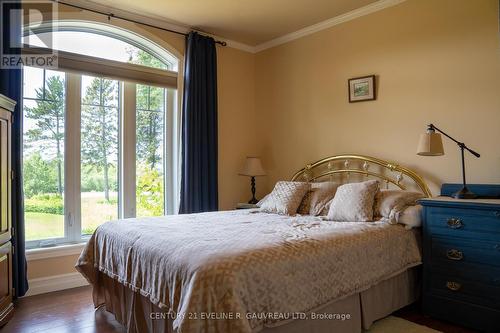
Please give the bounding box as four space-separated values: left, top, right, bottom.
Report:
0 111 10 244
0 241 13 326
0 102 14 327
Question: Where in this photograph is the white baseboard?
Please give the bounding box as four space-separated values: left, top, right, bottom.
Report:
25 272 89 297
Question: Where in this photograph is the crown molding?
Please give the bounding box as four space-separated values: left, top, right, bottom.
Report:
0 94 16 112
57 0 406 54
254 0 407 53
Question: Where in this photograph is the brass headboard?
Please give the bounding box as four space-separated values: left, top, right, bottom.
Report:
291 154 432 197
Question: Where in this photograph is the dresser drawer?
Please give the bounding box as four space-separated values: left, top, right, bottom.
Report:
426 207 500 241
423 293 500 333
430 236 500 268
427 272 500 309
427 261 500 290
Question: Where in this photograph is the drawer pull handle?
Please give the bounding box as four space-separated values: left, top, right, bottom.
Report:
447 218 463 229
494 244 500 251
446 281 461 291
446 249 463 261
494 211 500 218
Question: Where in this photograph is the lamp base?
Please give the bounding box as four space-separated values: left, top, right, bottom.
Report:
248 176 258 204
452 186 478 199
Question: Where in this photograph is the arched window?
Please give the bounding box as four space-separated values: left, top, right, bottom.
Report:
22 21 181 248
24 21 179 71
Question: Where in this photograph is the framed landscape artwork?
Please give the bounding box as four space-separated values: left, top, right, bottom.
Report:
348 75 376 103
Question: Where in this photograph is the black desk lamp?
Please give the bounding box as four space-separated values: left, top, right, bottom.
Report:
417 124 480 199
239 157 266 204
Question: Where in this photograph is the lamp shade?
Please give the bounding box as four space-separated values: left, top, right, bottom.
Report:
417 132 444 156
239 157 266 176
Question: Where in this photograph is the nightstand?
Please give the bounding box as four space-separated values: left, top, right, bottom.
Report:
420 184 500 333
236 203 259 210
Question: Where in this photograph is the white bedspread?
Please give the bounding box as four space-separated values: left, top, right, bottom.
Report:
76 209 422 333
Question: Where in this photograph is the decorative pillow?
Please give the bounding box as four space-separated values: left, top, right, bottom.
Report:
256 193 270 207
393 205 423 229
327 180 379 222
260 181 310 215
374 189 424 221
297 182 339 216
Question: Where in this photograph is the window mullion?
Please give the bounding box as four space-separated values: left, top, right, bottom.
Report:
165 88 175 215
64 73 82 242
120 82 136 218
172 62 183 215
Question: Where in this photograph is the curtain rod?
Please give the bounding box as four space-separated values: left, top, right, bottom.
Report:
51 0 227 46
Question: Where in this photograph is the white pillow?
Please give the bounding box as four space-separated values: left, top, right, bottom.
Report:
260 181 310 215
327 180 379 222
297 182 339 216
392 205 423 229
373 189 424 219
256 193 270 207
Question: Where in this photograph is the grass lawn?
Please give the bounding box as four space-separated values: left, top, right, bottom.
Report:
25 192 118 241
80 192 118 235
25 212 64 241
25 191 162 241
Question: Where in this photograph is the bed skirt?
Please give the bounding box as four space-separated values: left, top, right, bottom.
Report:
92 266 420 333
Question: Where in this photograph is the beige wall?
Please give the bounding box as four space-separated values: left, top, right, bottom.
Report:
28 255 79 280
255 0 500 196
28 6 257 280
217 47 259 208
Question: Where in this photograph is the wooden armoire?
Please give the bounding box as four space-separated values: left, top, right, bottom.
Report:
0 94 15 327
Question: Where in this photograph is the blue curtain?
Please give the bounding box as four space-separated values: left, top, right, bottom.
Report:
0 0 29 297
179 32 218 213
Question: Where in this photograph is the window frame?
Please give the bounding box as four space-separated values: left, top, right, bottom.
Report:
23 23 181 249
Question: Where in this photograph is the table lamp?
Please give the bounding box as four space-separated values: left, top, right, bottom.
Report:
239 157 266 204
417 123 480 199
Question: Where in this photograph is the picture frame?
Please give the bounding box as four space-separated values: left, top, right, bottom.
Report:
348 75 376 103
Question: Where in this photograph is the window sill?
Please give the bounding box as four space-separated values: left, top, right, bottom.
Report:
26 243 87 261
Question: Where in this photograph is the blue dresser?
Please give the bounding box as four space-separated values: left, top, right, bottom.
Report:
420 184 500 333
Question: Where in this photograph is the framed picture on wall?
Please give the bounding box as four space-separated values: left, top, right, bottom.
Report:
348 75 376 103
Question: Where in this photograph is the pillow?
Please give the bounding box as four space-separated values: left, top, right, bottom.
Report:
297 182 339 216
256 193 270 207
327 180 379 222
260 181 310 215
393 205 423 229
374 189 424 221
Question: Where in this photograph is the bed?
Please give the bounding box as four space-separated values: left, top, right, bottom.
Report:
76 154 432 333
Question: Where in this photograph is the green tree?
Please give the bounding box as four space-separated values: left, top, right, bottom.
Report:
127 48 167 70
136 85 164 169
136 164 164 216
23 153 58 198
24 76 65 195
128 50 167 216
81 164 117 193
81 78 118 201
128 49 166 170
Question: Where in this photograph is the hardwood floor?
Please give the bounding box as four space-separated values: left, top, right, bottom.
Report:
393 302 478 333
1 286 124 333
1 286 477 333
